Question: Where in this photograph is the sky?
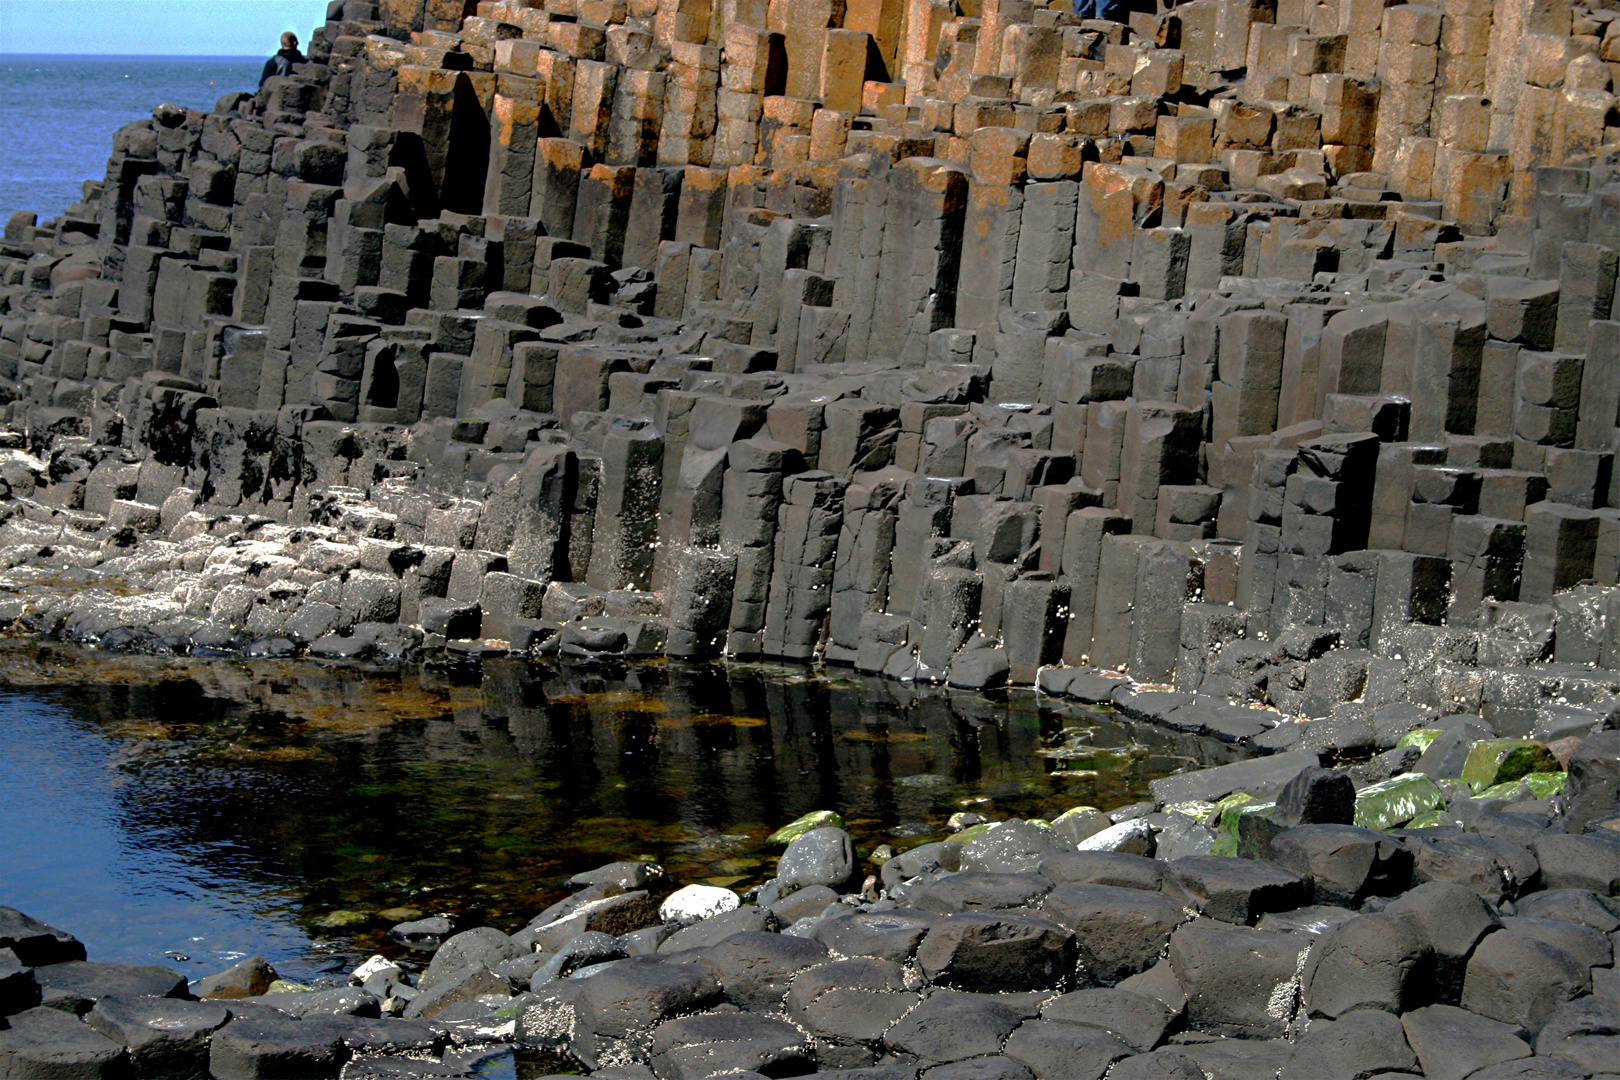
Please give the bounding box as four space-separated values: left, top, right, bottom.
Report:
0 0 335 57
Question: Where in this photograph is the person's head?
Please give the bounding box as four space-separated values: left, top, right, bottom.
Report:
281 31 298 50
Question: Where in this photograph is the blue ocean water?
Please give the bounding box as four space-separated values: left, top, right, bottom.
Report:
0 55 263 221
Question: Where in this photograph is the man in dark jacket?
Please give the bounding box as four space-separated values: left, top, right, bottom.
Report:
259 32 305 87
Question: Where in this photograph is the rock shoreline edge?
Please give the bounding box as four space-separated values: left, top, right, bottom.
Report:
3 734 1618 1079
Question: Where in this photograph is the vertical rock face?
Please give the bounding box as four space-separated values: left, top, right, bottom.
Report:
4 0 1620 710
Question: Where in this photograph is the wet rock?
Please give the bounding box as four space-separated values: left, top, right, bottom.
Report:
765 811 845 848
765 883 838 924
530 932 624 987
565 861 664 892
1147 751 1322 805
1074 820 1155 856
389 918 452 947
1352 773 1447 831
84 993 230 1077
195 955 278 1000
207 1012 347 1080
326 1016 440 1058
1050 808 1112 847
402 967 510 1021
0 1005 128 1078
530 891 660 951
945 644 1009 690
1153 815 1216 861
418 928 519 994
1255 905 1359 936
277 987 381 1019
880 842 962 892
959 820 1072 873
776 827 857 891
0 908 86 967
1461 739 1561 795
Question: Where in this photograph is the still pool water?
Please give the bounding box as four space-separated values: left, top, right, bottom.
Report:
0 643 1251 982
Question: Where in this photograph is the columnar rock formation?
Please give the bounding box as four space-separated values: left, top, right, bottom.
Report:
6 0 1620 709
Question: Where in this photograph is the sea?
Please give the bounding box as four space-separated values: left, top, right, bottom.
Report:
0 54 264 222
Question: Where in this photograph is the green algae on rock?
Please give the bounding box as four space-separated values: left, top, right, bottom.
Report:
765 810 846 847
1461 739 1561 795
1353 773 1446 831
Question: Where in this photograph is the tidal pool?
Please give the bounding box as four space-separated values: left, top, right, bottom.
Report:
0 643 1252 982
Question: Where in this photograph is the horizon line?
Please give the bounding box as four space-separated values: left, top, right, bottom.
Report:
0 51 264 58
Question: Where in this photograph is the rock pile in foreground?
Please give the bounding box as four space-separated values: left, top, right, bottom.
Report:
3 745 1618 1079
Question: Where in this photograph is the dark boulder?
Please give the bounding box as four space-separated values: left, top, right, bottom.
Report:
1298 913 1431 1018
916 914 1077 993
1166 920 1305 1037
1460 929 1591 1033
1161 857 1312 924
1268 824 1412 906
884 991 1022 1064
648 1011 815 1080
1399 1003 1531 1080
1039 884 1184 984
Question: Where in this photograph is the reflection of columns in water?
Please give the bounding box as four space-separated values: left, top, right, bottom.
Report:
542 687 596 819
752 682 794 833
684 673 747 833
949 706 983 786
831 685 891 819
866 701 898 831
613 697 660 785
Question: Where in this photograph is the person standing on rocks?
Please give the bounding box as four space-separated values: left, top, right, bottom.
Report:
1073 0 1128 20
259 32 304 87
